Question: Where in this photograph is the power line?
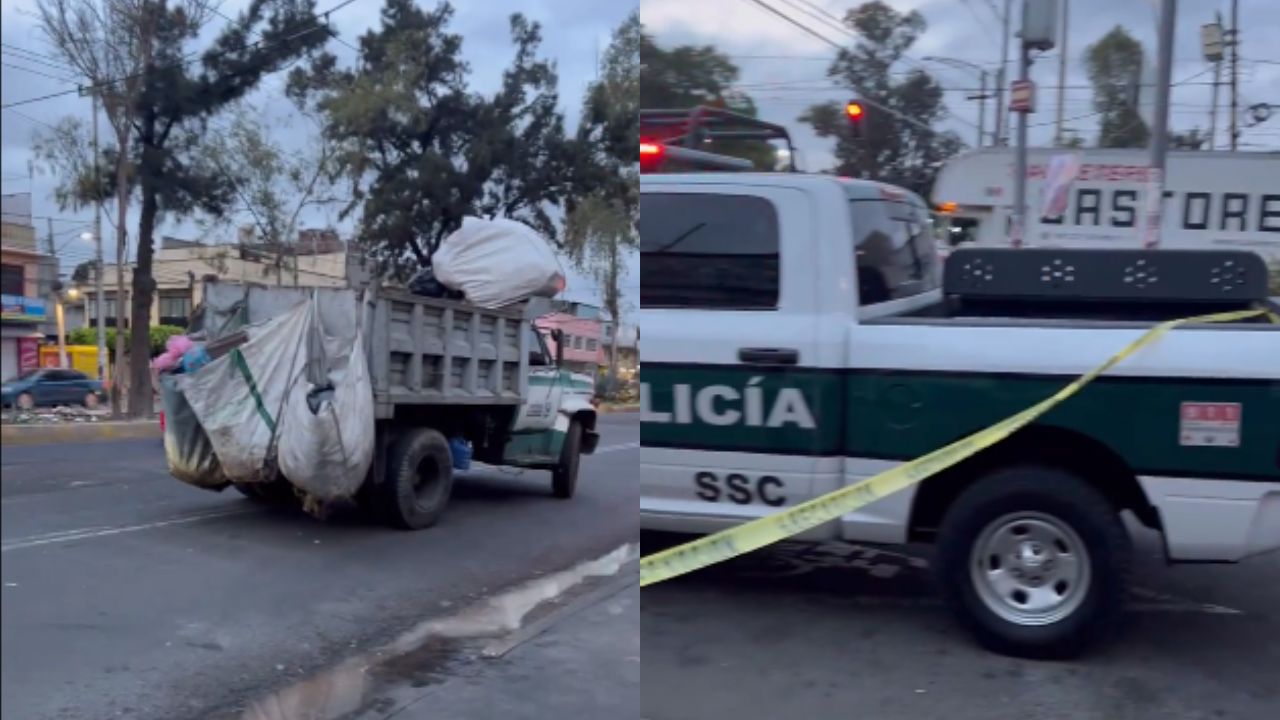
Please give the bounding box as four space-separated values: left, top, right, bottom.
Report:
1 46 78 77
1 0 360 110
1 61 77 84
2 106 62 131
739 0 968 137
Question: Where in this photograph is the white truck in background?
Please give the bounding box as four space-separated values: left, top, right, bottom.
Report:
931 148 1280 272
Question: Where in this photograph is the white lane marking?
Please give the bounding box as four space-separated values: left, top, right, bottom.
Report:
3 443 643 552
591 442 639 454
1 508 255 552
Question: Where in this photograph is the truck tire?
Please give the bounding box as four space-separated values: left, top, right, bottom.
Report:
551 421 583 499
936 466 1131 659
378 427 454 530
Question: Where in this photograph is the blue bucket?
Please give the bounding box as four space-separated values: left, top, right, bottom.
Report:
449 437 472 471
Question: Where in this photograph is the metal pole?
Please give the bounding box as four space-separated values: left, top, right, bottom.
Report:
92 90 106 384
55 299 68 369
1012 41 1031 247
978 71 988 147
1208 58 1220 150
1053 0 1069 146
995 0 1013 145
1229 0 1239 151
1145 0 1177 249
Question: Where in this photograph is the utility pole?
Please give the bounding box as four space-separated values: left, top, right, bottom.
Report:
977 70 988 147
1205 13 1225 151
1012 43 1031 247
46 218 68 369
91 89 106 385
1053 0 1069 146
1229 0 1239 151
1145 0 1177 249
995 0 1013 145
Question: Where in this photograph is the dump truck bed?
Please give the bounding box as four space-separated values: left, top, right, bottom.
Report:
200 282 529 420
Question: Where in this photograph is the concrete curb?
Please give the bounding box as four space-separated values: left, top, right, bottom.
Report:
0 420 162 447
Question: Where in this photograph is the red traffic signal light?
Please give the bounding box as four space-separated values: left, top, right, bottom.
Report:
845 101 865 120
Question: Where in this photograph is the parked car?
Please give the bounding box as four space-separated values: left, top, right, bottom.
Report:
0 368 106 410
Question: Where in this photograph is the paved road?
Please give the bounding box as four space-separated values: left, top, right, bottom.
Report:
641 526 1280 720
1 414 638 720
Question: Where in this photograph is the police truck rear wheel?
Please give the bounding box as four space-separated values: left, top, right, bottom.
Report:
936 466 1130 659
551 421 582 499
379 427 454 530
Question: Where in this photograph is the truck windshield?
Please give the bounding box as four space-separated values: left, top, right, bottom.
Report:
850 198 941 306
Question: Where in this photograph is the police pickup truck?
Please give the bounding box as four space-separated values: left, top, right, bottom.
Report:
639 170 1280 657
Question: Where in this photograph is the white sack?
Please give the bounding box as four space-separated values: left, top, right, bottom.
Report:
433 216 564 308
276 301 375 502
177 300 311 485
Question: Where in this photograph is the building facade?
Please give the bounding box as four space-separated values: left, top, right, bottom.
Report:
1 193 56 381
534 300 604 380
80 232 348 331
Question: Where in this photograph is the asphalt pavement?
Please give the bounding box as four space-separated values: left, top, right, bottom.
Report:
640 525 1280 720
0 413 638 720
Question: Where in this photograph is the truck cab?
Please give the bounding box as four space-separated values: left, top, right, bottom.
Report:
640 169 1280 658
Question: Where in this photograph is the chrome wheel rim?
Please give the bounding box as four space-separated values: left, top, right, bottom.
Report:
969 511 1091 626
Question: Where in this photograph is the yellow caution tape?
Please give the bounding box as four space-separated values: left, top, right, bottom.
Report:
640 308 1272 587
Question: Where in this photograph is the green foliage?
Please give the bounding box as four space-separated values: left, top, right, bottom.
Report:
67 326 114 350
1085 26 1151 149
639 31 739 108
800 1 964 196
71 261 95 285
65 324 186 358
149 325 186 355
288 0 589 279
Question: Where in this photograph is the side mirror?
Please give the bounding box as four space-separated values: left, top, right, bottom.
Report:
553 329 565 367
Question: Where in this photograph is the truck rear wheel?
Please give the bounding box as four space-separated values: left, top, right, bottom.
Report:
936 466 1130 659
378 427 454 530
551 421 583 499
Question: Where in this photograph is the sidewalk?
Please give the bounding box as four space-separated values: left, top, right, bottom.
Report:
388 578 639 720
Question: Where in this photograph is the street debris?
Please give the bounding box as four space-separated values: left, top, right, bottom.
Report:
1 405 112 425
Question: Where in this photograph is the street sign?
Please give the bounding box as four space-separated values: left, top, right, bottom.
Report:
1009 80 1036 113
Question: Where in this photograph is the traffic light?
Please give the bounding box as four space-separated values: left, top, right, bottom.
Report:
845 99 866 137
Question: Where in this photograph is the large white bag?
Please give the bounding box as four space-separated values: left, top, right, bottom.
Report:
176 300 311 485
432 217 564 308
276 299 375 502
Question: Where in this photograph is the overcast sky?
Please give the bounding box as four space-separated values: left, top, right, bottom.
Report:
642 0 1280 171
1 0 638 311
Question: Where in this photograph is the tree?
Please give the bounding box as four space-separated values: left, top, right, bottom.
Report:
37 0 152 416
71 260 95 285
201 104 346 284
639 30 777 170
567 12 640 390
57 1 328 417
288 0 584 279
799 1 964 196
1085 26 1150 149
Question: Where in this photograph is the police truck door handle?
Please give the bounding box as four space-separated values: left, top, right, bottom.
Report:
738 347 799 366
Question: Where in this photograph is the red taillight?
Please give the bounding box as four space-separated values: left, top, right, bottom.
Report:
639 142 663 158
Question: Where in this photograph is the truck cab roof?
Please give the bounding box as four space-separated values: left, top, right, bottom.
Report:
642 171 928 205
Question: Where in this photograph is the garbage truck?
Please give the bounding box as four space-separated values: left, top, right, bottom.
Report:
160 280 600 530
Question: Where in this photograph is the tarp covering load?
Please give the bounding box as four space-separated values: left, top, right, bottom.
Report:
433 217 564 308
159 373 230 489
176 300 312 485
276 297 375 502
